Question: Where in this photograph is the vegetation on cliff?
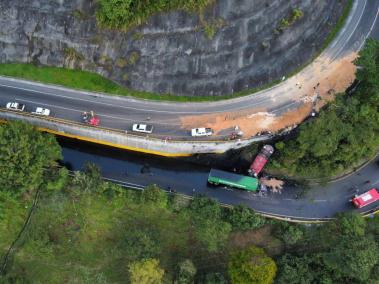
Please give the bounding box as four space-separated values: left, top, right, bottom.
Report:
96 0 214 30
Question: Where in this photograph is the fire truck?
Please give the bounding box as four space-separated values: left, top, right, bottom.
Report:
352 188 379 208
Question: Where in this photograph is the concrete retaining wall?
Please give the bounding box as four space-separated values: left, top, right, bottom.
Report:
0 110 271 156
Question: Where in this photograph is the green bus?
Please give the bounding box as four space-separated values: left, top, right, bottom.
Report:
207 169 259 192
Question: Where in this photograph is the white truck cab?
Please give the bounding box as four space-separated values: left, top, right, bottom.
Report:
32 107 50 116
191 127 213 137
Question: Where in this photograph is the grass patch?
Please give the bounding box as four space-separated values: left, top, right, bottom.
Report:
278 8 304 31
0 193 30 253
0 1 353 103
0 63 280 102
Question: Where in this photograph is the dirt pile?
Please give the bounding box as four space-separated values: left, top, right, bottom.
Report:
260 178 285 194
180 52 357 137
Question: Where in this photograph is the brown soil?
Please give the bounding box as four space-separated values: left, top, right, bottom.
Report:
181 103 312 137
299 52 357 109
180 52 357 137
260 178 284 194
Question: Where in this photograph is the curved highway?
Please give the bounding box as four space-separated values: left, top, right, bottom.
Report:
0 0 378 139
61 140 379 220
0 0 379 219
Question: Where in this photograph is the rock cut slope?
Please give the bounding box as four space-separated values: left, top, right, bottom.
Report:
0 0 348 96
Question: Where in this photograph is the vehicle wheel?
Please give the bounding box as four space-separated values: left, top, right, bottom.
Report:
207 181 218 187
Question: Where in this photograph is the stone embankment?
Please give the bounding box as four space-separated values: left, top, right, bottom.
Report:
0 0 347 96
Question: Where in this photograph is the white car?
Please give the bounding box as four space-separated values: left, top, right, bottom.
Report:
132 123 154 134
6 102 25 111
191 127 213 137
32 107 50 116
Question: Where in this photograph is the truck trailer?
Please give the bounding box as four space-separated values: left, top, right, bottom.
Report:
208 169 259 191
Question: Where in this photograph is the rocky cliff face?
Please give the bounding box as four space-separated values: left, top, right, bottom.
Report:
0 0 347 96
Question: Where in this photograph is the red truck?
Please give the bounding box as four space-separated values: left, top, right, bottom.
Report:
248 145 274 177
352 188 379 208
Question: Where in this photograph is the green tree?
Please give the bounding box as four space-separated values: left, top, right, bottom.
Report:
97 0 135 29
354 38 379 91
330 212 366 237
276 254 315 284
141 184 168 208
367 216 379 241
228 246 277 284
277 213 379 283
280 225 304 246
189 195 231 252
0 121 61 196
44 167 69 193
71 162 107 194
129 258 164 284
316 212 367 249
177 259 196 284
322 236 379 282
122 229 160 261
225 205 266 231
202 272 227 284
190 195 222 219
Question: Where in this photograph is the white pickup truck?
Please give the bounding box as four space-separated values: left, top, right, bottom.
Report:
191 127 213 137
132 123 154 134
6 102 25 111
32 107 50 116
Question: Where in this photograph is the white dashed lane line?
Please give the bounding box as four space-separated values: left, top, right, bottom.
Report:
18 98 182 126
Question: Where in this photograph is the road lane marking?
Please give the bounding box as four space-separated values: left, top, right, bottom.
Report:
330 0 366 60
0 81 301 115
17 98 182 126
358 6 379 50
0 83 216 114
2 83 261 115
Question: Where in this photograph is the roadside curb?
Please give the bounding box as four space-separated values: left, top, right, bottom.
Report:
307 152 379 185
106 177 379 224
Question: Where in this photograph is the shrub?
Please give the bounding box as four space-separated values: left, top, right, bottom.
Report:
228 245 277 284
96 0 214 30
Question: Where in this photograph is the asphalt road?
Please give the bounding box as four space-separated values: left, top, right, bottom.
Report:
0 0 378 138
1 0 379 219
61 140 379 220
